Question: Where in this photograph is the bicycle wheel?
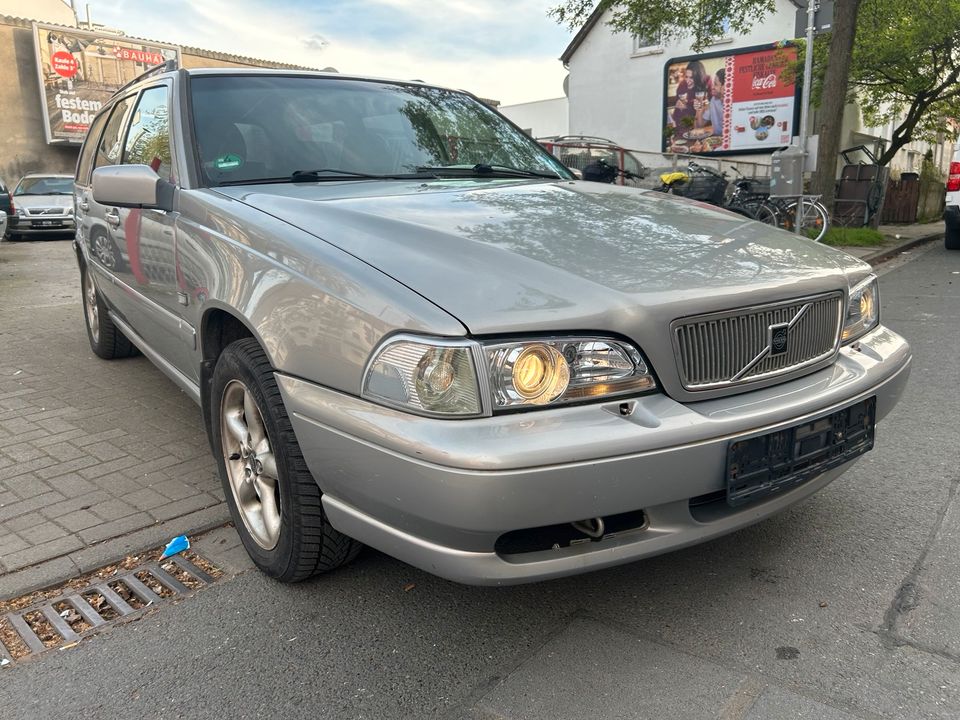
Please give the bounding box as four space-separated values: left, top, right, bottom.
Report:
746 200 780 226
784 199 829 242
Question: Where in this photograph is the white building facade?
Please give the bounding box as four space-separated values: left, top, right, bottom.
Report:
561 3 954 177
499 97 569 139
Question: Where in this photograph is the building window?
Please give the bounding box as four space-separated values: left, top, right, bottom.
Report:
706 17 734 45
632 33 663 56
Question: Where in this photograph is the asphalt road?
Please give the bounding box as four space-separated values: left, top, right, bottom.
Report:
2 240 958 720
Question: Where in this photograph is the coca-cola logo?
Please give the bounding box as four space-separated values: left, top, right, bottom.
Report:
751 74 778 90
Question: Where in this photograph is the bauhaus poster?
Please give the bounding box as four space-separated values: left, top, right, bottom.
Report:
32 22 180 145
662 43 799 156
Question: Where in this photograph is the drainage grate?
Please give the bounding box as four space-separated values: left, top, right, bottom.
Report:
0 554 219 665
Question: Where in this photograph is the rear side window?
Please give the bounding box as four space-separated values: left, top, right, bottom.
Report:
94 95 136 170
123 86 173 180
76 108 111 185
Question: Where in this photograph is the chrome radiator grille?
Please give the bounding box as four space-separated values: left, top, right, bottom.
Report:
672 291 843 390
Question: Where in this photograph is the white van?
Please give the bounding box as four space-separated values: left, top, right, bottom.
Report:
946 147 960 249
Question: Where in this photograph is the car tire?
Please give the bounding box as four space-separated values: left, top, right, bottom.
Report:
4 233 18 241
946 228 960 250
81 264 137 359
211 338 361 582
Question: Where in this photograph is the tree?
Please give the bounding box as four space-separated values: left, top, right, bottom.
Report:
850 0 960 167
549 0 860 208
810 0 860 206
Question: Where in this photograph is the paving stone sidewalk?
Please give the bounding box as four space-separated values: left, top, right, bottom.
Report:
0 238 229 596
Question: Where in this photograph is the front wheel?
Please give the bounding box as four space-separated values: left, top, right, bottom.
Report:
211 338 361 582
750 202 781 226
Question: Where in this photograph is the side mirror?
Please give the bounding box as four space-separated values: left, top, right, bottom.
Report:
92 165 174 212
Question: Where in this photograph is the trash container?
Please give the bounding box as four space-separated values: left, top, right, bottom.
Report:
770 145 805 197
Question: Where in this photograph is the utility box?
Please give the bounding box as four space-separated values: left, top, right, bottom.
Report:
770 145 806 197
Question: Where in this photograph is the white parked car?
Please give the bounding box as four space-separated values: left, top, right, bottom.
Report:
945 147 959 250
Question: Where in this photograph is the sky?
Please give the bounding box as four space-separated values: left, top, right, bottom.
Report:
80 0 577 105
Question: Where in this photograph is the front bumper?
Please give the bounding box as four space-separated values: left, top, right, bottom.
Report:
9 216 75 235
278 326 911 585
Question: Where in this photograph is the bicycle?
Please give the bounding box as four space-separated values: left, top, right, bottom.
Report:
726 167 829 242
767 194 829 242
656 161 761 220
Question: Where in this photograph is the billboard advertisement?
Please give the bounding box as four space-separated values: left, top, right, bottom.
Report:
32 22 180 145
662 42 799 156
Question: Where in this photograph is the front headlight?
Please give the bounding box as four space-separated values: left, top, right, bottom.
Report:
361 334 657 417
842 275 880 343
485 337 655 409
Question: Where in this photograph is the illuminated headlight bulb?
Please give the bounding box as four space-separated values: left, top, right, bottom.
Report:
511 344 569 404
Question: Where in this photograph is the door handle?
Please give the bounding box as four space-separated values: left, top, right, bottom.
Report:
78 200 89 212
105 209 120 228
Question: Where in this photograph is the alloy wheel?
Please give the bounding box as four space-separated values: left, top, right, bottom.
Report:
219 380 282 550
84 267 100 344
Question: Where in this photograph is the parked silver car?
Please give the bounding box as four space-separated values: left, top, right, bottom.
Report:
8 173 76 240
73 67 911 585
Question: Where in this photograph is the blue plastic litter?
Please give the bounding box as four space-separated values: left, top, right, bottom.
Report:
160 535 190 559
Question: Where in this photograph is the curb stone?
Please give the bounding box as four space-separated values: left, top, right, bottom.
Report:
0 504 231 600
858 231 943 267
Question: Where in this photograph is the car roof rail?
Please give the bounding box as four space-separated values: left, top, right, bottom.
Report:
114 58 179 96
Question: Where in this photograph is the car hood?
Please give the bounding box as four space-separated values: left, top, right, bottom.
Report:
14 194 73 209
217 179 867 337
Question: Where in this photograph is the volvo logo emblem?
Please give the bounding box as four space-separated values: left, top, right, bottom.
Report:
770 323 789 355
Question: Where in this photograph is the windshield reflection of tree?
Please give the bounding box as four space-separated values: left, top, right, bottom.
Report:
446 185 819 292
395 87 554 172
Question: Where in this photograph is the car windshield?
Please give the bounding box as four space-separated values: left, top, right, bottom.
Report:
190 75 571 186
14 177 73 195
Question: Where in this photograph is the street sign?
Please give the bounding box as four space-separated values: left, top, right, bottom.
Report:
794 1 835 37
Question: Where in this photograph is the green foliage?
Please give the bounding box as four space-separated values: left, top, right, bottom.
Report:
549 0 776 52
919 155 945 184
819 227 885 247
852 0 960 162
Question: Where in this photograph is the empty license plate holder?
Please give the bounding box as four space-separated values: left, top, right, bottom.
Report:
726 397 876 507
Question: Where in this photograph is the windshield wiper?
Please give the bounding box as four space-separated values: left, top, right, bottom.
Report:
415 163 561 179
217 168 435 187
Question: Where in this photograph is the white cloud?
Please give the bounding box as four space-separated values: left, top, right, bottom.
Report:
86 0 571 104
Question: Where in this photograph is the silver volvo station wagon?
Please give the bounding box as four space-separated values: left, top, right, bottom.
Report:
73 65 911 585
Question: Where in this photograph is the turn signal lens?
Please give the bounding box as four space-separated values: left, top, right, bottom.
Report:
415 349 456 404
362 337 482 417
